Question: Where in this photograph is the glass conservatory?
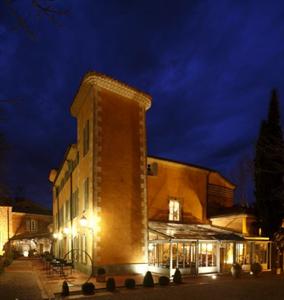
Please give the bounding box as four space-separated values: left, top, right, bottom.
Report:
148 222 271 276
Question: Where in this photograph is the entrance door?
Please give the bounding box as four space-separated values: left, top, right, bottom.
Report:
198 242 219 273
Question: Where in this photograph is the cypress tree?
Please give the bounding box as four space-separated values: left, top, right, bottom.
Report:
254 89 284 237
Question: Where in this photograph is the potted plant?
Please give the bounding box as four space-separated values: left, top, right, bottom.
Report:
143 271 154 287
96 267 106 282
106 277 116 292
61 281 69 297
231 263 242 278
173 268 182 284
251 262 262 277
81 282 95 295
125 278 136 289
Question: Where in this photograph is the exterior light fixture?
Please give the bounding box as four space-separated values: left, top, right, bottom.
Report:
80 215 88 227
63 227 70 234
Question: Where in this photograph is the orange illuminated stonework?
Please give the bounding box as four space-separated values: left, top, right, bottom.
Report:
0 199 52 256
50 72 271 276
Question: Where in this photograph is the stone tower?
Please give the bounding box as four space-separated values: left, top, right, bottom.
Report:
71 72 151 273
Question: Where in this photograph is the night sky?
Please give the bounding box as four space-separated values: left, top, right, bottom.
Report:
1 0 284 208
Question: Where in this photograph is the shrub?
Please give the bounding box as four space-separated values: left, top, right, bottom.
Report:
3 258 12 267
143 271 154 287
61 281 69 297
251 262 262 277
97 267 106 275
125 278 136 289
81 282 95 295
106 277 116 292
231 263 242 278
173 268 182 284
96 267 106 282
159 276 170 286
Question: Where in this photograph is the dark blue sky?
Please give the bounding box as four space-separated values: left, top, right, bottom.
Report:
0 0 284 208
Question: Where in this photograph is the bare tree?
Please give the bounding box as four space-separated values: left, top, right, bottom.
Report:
3 0 69 40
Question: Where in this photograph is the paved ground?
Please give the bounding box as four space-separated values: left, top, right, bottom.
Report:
0 260 42 300
92 276 284 300
2 259 284 300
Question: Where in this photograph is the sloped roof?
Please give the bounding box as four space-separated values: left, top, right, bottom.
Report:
149 221 244 241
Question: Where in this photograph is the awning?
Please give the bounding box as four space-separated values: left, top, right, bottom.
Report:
10 232 52 240
149 221 244 241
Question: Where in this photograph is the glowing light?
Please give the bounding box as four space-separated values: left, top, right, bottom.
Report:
63 227 70 235
148 243 154 251
207 243 213 252
53 233 58 239
80 215 88 227
250 271 253 275
212 274 217 280
57 232 63 240
133 264 148 274
23 250 29 257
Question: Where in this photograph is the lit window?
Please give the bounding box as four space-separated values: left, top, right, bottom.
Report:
169 200 181 221
31 219 38 232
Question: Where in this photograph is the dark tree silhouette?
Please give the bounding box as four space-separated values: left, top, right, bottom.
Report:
3 0 68 40
254 89 284 237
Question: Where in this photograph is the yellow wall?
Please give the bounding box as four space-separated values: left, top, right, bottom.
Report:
147 158 208 223
0 206 12 255
210 214 257 235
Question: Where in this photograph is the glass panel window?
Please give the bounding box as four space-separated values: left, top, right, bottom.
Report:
81 235 87 264
184 242 196 269
254 243 267 264
236 243 251 265
31 219 37 232
157 243 170 268
198 242 217 267
169 200 181 221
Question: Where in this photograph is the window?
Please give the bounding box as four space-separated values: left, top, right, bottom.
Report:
26 219 31 232
30 219 38 232
84 178 89 211
83 120 89 156
65 200 70 221
169 199 181 221
81 235 87 264
71 189 79 219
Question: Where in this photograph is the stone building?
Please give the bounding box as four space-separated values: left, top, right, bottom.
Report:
49 72 271 275
0 199 52 256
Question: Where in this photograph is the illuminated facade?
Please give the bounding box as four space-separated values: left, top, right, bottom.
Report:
50 72 271 275
0 200 52 256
